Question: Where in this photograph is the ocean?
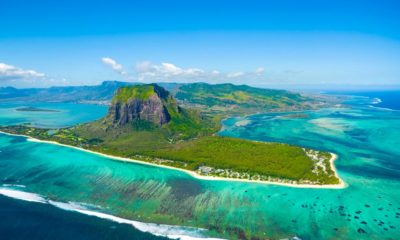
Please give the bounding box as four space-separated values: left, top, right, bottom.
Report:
0 195 167 240
327 90 400 111
0 94 399 239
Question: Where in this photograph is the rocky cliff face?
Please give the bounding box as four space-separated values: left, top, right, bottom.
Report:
108 84 173 126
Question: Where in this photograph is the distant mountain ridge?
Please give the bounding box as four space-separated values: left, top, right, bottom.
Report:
0 81 136 102
174 82 310 113
0 81 300 103
0 81 328 118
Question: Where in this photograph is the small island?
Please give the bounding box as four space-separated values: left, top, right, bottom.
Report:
16 107 60 112
279 113 310 119
0 84 343 187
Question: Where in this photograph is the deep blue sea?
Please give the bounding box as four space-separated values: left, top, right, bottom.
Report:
327 90 400 110
0 195 167 240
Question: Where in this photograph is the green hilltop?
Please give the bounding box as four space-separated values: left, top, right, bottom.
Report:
112 84 158 102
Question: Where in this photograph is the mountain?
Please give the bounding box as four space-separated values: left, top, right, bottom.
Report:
75 84 214 142
108 84 174 126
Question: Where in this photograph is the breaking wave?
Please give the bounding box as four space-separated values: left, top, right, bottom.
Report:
370 97 382 104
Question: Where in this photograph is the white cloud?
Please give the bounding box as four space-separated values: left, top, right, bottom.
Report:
100 57 268 84
134 61 265 83
135 61 153 73
101 57 127 75
255 67 265 74
0 63 45 81
136 62 204 79
227 72 244 78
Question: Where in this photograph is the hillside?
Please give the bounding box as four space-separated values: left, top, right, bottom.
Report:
174 82 312 113
0 84 341 185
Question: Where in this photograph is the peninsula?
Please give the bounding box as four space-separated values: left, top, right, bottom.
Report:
0 83 343 186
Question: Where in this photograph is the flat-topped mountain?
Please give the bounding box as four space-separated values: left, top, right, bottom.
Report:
108 84 174 126
88 84 211 141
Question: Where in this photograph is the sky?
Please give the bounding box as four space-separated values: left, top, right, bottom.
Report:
1 0 399 89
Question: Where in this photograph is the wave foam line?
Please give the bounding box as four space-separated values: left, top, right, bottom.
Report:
367 105 396 111
0 187 46 203
0 186 223 240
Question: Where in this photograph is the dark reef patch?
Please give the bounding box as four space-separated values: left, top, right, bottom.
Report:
167 178 204 200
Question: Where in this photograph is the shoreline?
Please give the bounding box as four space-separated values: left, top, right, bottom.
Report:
0 131 346 189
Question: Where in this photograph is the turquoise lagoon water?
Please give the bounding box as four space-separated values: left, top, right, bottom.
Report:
0 102 107 128
0 99 399 239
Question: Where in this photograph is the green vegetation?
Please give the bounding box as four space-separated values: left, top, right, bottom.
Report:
0 83 341 185
153 136 339 184
112 84 157 102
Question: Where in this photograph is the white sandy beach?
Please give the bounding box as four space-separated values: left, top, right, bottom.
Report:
0 131 346 189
